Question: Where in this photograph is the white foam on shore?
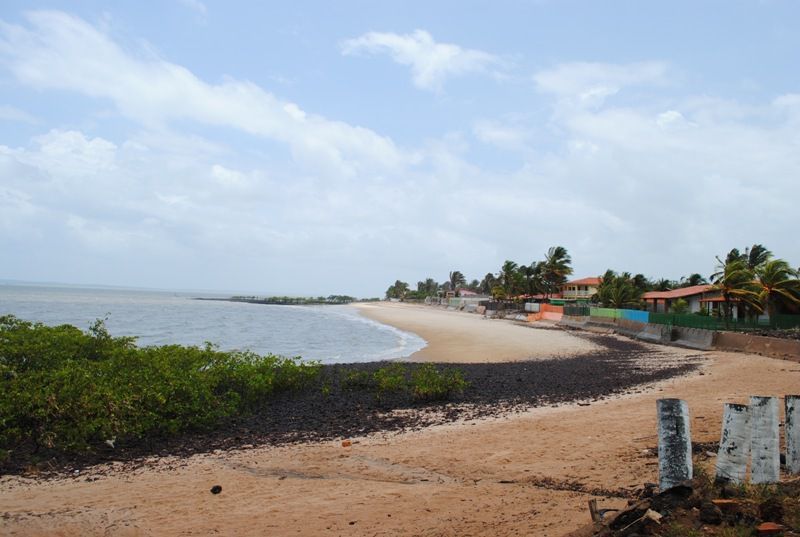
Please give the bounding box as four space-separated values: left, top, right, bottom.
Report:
330 305 428 361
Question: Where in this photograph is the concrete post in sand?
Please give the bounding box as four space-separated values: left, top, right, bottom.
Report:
750 396 780 484
715 403 750 484
786 395 800 475
657 398 692 491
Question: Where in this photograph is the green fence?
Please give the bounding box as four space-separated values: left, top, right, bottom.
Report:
648 313 800 332
563 305 590 317
589 307 622 319
561 305 800 332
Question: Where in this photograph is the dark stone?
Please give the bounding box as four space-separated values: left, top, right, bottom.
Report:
698 500 723 524
210 485 222 494
720 484 744 498
759 497 784 523
651 484 693 512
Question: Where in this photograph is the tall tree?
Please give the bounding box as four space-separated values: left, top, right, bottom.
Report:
479 273 497 295
500 260 519 296
652 278 674 292
710 259 761 321
448 271 466 295
596 270 642 309
754 259 800 318
520 262 545 295
679 273 708 288
385 280 410 300
542 246 573 298
745 244 772 270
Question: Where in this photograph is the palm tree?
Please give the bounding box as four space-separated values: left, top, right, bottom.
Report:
543 246 573 298
652 278 674 292
710 259 761 321
520 262 544 296
596 270 642 309
711 245 772 319
754 259 800 319
745 244 772 270
500 260 519 296
679 273 707 288
386 280 410 300
479 273 497 295
448 271 466 295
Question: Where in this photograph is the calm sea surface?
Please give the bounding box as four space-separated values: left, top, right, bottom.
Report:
0 285 427 364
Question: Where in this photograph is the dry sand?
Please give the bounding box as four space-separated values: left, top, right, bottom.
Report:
355 301 600 362
3 303 799 537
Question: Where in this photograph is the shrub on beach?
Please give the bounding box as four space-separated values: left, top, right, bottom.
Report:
0 315 320 456
342 362 469 402
411 364 468 402
0 315 467 465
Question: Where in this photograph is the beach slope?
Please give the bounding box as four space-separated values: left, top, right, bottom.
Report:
3 304 799 536
356 301 599 362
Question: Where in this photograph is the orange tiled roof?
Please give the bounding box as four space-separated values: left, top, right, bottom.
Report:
564 277 601 286
642 284 714 300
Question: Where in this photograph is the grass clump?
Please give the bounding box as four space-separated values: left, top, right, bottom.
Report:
343 363 468 402
411 364 468 402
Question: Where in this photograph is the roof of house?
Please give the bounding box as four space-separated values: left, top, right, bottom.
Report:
642 284 714 300
516 293 563 300
457 289 478 296
563 277 601 287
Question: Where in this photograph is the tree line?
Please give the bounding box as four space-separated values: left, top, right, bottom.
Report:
386 246 574 300
386 243 800 318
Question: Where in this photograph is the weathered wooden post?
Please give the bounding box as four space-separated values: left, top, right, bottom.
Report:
714 403 750 484
786 395 800 475
750 396 780 484
657 398 692 490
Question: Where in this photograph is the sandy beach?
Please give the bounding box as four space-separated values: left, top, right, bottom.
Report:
356 301 600 362
2 302 799 536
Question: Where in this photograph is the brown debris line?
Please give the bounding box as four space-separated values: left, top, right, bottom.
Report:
0 333 701 477
567 476 800 537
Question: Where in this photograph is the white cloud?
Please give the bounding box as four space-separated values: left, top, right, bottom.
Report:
0 11 405 176
0 104 37 123
533 61 669 107
341 30 501 91
473 120 528 150
0 12 797 294
31 129 117 175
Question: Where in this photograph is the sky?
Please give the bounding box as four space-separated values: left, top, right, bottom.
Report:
0 1 798 297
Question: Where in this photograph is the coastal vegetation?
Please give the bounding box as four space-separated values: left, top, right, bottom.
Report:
386 245 575 300
386 242 800 319
0 315 465 468
0 321 697 475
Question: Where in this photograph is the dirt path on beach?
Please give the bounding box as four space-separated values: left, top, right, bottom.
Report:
3 304 799 536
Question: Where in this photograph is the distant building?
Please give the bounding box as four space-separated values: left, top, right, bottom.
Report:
560 277 601 301
642 285 715 314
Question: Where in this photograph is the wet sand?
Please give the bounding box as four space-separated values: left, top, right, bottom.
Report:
3 303 798 536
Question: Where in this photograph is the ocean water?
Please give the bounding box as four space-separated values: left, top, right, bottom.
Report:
0 284 427 364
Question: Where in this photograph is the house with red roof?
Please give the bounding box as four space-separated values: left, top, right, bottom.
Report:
642 284 716 314
560 277 601 301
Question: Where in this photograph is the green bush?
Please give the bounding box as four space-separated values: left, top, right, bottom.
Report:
373 363 408 396
341 370 374 390
0 316 320 455
410 364 468 402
